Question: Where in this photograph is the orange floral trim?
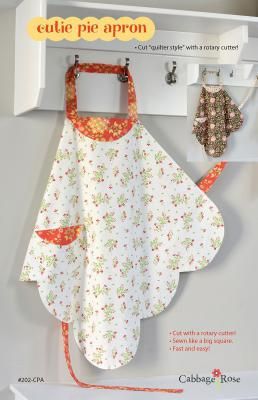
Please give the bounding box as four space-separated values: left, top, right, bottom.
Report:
197 162 227 193
66 63 138 141
61 322 183 394
36 225 82 245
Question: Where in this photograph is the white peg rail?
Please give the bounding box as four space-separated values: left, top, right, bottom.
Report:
14 0 258 116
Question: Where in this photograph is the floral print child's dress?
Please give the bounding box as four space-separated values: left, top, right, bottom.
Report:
193 85 244 157
21 64 224 371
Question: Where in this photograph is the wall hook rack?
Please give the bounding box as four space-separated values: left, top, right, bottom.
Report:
117 57 130 83
74 54 80 79
165 61 177 85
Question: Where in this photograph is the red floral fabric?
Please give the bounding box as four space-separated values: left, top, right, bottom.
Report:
36 225 82 245
66 63 138 141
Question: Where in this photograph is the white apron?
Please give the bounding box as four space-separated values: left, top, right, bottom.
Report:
21 63 224 370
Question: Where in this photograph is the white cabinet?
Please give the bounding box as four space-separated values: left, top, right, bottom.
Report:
14 0 258 116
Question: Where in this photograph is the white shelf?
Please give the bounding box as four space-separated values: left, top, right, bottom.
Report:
9 371 258 400
14 0 258 116
47 1 258 36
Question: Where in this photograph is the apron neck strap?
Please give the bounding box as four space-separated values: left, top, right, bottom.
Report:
65 63 138 122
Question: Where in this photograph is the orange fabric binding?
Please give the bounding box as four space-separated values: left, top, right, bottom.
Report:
62 322 183 394
197 162 227 192
66 63 138 141
36 225 82 245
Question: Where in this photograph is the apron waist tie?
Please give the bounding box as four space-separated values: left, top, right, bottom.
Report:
62 161 227 393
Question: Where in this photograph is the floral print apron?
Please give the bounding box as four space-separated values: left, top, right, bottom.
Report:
193 85 244 157
21 64 225 374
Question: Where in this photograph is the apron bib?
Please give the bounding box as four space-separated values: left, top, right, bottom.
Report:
21 64 225 379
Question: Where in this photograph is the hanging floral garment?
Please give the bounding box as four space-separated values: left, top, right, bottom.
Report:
21 64 225 374
192 85 244 157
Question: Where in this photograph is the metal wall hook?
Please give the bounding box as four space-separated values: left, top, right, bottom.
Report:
118 58 130 83
202 68 220 78
74 54 80 79
166 61 177 85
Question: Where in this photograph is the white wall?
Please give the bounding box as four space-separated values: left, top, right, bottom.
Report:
1 2 258 399
1 0 258 16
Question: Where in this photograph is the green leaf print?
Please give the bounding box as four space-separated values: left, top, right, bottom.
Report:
39 254 57 268
154 212 170 232
167 255 182 270
117 285 128 298
139 256 148 274
133 149 147 161
151 238 162 251
121 349 133 365
121 168 134 186
133 237 144 250
47 273 57 285
132 300 140 317
63 308 71 322
120 258 133 277
140 282 150 294
132 124 144 139
133 209 142 227
211 236 222 250
117 194 128 208
70 194 79 207
83 303 94 322
46 290 57 306
181 237 194 250
166 280 177 293
171 169 184 184
212 213 224 228
92 347 105 365
103 330 117 343
103 212 116 232
141 193 153 206
60 214 71 227
84 214 93 230
92 257 106 274
40 198 51 212
182 212 193 231
195 195 206 208
66 248 77 264
103 304 115 322
171 193 188 207
72 285 80 296
92 193 110 207
20 265 33 281
67 168 77 186
56 148 70 161
93 284 109 298
155 151 166 164
198 256 209 269
133 327 140 341
105 148 119 161
78 329 87 343
153 300 165 315
140 168 153 186
92 165 107 183
104 239 118 252
76 149 85 162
